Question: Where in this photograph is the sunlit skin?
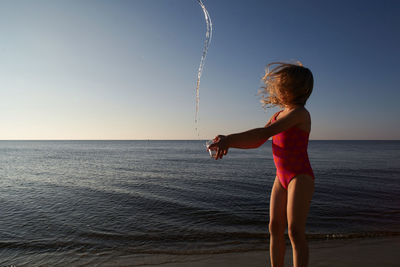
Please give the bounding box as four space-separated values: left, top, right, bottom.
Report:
209 104 314 267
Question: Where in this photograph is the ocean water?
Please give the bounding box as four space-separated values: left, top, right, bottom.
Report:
0 140 399 266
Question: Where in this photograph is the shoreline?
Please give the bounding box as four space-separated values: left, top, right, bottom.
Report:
1 236 399 266
154 236 400 267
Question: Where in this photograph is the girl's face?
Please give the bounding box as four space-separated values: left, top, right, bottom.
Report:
275 86 291 108
276 89 299 109
276 91 286 106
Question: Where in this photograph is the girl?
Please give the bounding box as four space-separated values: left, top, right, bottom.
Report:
208 62 315 267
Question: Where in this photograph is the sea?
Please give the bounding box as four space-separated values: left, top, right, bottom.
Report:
0 140 399 266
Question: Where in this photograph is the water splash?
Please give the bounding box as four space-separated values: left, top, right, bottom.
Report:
195 0 212 136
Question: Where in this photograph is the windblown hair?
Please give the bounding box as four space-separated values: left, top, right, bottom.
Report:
259 62 313 108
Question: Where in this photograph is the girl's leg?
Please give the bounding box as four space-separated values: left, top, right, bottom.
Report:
287 175 314 267
269 176 288 267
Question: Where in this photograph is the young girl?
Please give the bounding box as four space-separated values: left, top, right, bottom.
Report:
208 62 314 267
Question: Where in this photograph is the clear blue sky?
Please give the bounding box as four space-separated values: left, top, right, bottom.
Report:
1 0 399 140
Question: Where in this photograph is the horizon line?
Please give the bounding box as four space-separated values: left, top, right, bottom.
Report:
0 139 399 141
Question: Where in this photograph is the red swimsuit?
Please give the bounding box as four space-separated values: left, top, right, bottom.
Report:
271 111 315 189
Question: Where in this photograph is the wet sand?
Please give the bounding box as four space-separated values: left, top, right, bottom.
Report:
158 236 400 267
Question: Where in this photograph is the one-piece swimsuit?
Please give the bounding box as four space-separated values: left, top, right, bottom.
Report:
271 110 315 189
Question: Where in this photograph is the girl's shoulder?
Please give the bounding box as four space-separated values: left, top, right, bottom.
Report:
266 106 310 128
275 106 309 120
293 106 310 118
285 106 311 132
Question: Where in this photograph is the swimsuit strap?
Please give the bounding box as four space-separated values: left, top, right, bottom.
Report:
273 110 283 122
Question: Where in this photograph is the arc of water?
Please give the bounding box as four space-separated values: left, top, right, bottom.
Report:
195 0 213 136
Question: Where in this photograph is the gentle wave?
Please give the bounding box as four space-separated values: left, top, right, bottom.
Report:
307 231 400 240
0 239 97 252
2 231 399 256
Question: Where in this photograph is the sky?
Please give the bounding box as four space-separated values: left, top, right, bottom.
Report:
0 0 399 140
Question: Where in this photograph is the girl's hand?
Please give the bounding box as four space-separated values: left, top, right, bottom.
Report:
208 135 229 160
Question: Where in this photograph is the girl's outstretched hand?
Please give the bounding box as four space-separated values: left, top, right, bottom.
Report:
208 135 229 160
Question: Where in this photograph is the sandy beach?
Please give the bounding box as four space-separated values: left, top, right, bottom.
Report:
158 237 400 267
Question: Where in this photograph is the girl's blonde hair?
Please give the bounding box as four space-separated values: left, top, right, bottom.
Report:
259 62 313 108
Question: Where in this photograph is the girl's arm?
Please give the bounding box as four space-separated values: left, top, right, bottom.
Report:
210 108 307 159
229 114 274 149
